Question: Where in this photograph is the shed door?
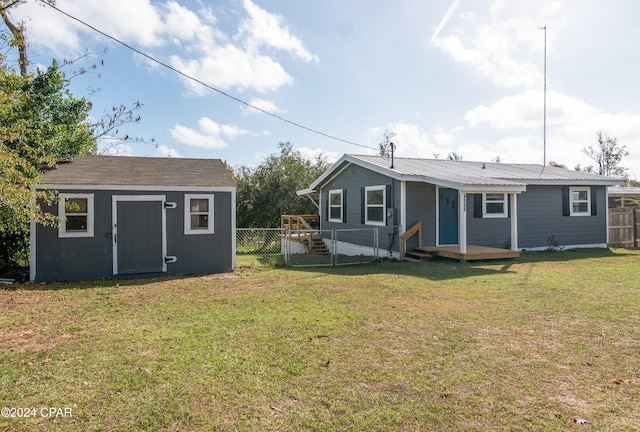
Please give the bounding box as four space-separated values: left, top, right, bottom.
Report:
113 196 166 275
438 188 459 245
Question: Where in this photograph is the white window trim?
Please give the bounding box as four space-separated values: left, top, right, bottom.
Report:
570 186 591 216
184 194 214 235
483 193 508 218
365 185 386 226
58 193 94 238
328 189 343 223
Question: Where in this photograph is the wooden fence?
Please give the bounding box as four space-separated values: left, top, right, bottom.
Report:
609 208 640 248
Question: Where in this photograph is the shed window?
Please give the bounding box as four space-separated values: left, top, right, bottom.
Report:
365 186 385 225
570 187 590 216
328 189 343 222
59 194 94 238
185 194 214 234
483 193 507 218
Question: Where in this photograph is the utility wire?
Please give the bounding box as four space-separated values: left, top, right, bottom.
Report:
40 0 377 151
0 1 21 12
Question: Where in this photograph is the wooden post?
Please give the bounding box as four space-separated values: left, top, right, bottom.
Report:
459 191 467 254
510 193 518 251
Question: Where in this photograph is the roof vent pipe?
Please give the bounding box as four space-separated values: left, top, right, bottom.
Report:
390 142 395 169
482 163 486 169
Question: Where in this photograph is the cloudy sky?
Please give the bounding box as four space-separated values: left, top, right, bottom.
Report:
6 0 640 178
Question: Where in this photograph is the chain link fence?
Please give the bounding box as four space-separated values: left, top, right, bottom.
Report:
236 226 401 268
236 228 286 267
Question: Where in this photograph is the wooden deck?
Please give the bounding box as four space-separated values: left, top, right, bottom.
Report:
415 245 520 262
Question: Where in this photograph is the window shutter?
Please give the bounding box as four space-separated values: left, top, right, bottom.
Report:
507 194 511 218
386 184 393 208
590 186 597 216
324 190 328 222
386 184 393 226
342 189 347 222
360 187 365 224
562 186 570 216
474 194 483 218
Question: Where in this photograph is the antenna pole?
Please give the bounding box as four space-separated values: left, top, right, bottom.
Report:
540 26 547 166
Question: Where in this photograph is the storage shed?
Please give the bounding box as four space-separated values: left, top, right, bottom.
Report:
31 155 236 282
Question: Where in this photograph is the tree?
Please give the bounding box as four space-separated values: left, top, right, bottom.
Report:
447 152 462 161
1 1 150 272
582 131 629 178
1 0 55 76
1 59 96 164
378 128 396 157
235 142 329 227
0 53 96 270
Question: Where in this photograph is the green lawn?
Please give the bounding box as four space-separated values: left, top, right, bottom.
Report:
1 248 639 431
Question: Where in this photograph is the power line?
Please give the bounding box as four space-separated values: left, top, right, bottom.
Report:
40 0 378 152
0 1 21 12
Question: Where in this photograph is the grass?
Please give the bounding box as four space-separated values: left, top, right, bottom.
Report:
1 248 639 431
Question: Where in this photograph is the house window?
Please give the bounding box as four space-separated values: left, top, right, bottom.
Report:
185 194 214 234
483 193 507 218
328 189 343 222
59 193 94 238
570 187 590 216
365 186 385 225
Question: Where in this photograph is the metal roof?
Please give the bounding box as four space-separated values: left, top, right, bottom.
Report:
608 186 640 196
300 154 623 194
40 155 236 188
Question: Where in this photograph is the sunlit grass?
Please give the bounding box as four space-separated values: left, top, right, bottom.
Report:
1 248 639 431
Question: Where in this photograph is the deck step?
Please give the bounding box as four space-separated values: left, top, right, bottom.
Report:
403 249 432 262
406 251 431 259
402 256 422 262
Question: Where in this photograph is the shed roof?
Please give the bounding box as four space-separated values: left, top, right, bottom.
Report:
40 155 235 189
300 154 623 195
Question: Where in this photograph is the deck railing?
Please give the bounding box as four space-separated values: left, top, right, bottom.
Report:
400 221 422 260
281 214 320 231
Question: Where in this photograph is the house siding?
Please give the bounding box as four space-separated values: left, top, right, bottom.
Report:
34 189 233 282
318 174 609 252
319 163 401 251
517 185 607 249
466 194 512 248
405 182 437 249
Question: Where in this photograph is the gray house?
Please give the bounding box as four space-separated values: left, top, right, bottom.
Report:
31 155 236 282
298 154 623 259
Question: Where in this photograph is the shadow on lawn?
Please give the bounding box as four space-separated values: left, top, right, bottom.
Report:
12 248 636 290
8 273 208 292
282 247 636 281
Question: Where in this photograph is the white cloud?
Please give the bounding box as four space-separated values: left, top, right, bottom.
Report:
169 46 292 95
13 0 313 95
240 0 319 63
244 98 287 115
465 91 542 129
386 122 438 159
435 27 541 89
297 147 338 164
18 0 165 54
155 145 182 158
170 118 250 149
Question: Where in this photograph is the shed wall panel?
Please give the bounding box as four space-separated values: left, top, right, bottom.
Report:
34 189 233 282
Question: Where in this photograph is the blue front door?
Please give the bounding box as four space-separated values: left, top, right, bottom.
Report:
439 188 459 245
